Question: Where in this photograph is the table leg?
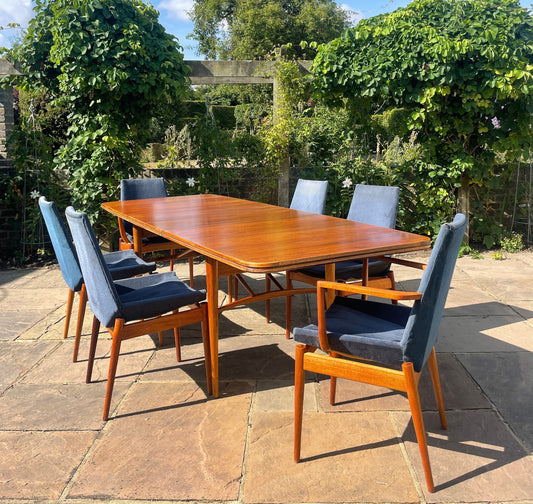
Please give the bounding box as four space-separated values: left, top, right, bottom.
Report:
325 263 336 307
206 257 219 398
133 227 142 256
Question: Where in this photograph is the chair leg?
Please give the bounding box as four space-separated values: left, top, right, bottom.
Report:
188 257 194 287
73 284 88 362
170 249 175 271
427 349 447 430
294 344 307 462
234 275 239 301
329 352 339 405
265 275 271 323
63 288 75 340
158 331 165 347
227 275 234 303
200 303 212 395
403 362 435 493
285 273 293 339
103 319 124 421
388 271 398 305
174 327 181 362
86 316 100 384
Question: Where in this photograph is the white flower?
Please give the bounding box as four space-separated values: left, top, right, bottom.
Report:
186 177 196 188
491 117 501 129
30 190 41 199
342 177 353 189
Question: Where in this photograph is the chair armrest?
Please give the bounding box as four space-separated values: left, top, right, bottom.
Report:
372 256 427 270
117 218 132 245
317 280 422 301
315 281 421 352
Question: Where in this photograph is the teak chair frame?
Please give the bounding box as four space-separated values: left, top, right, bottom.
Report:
294 280 447 494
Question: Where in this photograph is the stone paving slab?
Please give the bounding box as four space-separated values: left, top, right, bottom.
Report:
243 411 420 503
457 351 533 451
438 314 533 353
69 381 251 501
0 382 129 430
0 430 97 500
0 340 57 391
393 409 533 501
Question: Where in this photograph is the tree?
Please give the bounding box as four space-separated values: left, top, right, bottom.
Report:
189 0 351 59
3 0 190 236
311 0 533 236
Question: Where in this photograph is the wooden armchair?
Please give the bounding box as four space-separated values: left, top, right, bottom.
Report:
293 214 467 493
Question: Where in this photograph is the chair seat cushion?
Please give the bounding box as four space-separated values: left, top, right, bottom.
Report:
297 259 391 281
104 250 156 280
293 297 411 368
114 272 206 322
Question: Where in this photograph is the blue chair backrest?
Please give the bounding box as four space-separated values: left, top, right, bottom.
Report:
39 196 83 293
120 178 168 236
347 184 399 229
65 206 122 328
401 213 467 371
290 179 328 214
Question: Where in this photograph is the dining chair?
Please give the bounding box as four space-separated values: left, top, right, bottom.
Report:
39 196 157 362
118 177 197 284
289 179 329 213
66 206 212 421
231 179 329 323
285 184 402 338
293 213 467 493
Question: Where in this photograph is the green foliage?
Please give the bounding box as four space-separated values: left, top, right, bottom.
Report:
311 0 533 185
157 110 273 202
0 89 70 258
500 231 524 253
4 0 190 237
459 245 484 259
188 0 351 59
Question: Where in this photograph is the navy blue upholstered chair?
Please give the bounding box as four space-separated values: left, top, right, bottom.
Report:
118 177 196 283
285 184 400 338
66 206 212 421
289 179 329 214
257 179 328 323
39 196 156 362
293 213 467 493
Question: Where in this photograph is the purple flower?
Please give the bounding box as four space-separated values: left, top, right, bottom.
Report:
491 117 501 129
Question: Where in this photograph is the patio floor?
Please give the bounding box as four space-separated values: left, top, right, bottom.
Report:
1 250 533 503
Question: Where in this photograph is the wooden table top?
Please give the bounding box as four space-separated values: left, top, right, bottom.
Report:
103 194 430 272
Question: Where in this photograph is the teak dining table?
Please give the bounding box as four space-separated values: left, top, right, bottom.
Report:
102 193 431 397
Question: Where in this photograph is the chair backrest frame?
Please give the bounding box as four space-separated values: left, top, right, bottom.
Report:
120 178 168 236
39 196 83 292
401 213 467 371
290 179 328 214
66 206 123 328
347 184 400 229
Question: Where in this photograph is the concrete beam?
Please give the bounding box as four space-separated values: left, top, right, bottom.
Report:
186 60 311 85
